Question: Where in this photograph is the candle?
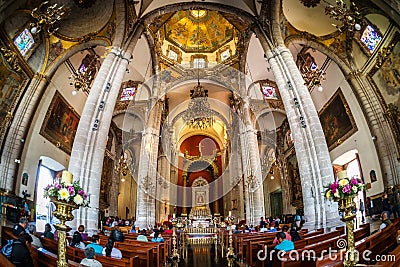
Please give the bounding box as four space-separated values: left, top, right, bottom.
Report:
61 170 73 184
337 170 347 180
229 211 232 217
173 213 176 218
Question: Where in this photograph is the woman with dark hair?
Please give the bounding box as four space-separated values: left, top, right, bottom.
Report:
102 238 122 259
290 224 302 242
70 231 86 249
43 223 54 239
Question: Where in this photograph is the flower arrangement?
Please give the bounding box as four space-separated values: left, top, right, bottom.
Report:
44 180 89 207
325 176 365 201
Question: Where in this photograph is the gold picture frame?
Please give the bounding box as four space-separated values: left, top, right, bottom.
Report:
318 89 358 150
40 91 80 154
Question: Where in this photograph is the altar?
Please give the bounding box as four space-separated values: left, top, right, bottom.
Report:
192 220 210 228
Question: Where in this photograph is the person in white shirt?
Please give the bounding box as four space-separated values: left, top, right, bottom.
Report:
102 238 122 259
27 224 42 248
80 247 102 267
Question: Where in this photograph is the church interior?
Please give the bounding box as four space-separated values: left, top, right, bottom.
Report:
1 0 400 266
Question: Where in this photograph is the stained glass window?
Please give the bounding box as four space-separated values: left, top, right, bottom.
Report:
360 25 382 53
14 29 35 56
262 85 279 100
220 49 231 61
120 87 136 101
193 58 206 68
168 50 178 61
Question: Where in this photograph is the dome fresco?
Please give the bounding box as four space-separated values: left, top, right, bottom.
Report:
164 10 236 53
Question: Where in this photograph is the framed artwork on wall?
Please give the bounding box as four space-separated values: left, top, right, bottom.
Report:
319 89 358 150
40 91 80 154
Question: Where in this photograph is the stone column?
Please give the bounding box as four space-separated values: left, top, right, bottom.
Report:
68 47 131 233
135 99 162 229
262 42 339 229
347 72 400 186
0 73 47 192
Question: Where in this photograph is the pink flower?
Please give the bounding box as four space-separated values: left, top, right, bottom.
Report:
342 184 352 194
67 186 75 196
350 178 358 185
330 182 339 192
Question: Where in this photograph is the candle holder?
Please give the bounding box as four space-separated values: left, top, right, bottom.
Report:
339 196 358 267
170 217 180 263
44 171 89 267
226 216 236 266
324 173 365 267
51 197 78 267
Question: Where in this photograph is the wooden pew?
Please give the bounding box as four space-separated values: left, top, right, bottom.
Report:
37 247 79 267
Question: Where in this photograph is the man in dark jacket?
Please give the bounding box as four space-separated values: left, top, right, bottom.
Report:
10 233 34 267
12 217 28 236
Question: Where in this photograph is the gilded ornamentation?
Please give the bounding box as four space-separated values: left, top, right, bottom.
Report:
338 196 358 267
51 197 78 267
0 47 22 72
374 42 395 71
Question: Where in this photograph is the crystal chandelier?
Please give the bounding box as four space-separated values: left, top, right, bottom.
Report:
66 52 99 95
299 0 321 8
302 64 326 91
183 10 214 130
325 0 361 32
183 82 215 130
29 1 69 35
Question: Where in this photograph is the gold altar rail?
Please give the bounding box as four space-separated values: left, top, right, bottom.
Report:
186 227 218 234
187 236 217 245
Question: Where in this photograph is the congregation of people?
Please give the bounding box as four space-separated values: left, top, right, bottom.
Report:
2 190 399 267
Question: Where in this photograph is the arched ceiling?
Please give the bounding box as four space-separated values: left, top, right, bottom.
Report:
139 0 256 17
282 0 343 37
53 0 114 38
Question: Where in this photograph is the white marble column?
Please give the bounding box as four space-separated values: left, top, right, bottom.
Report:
0 73 47 192
68 47 131 233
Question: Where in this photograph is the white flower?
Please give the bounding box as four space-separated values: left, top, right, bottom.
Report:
352 186 358 193
73 194 84 205
59 188 70 201
339 179 349 186
334 191 340 198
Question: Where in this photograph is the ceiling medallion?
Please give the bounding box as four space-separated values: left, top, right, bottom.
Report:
190 10 207 19
73 0 97 8
183 82 215 130
299 0 321 8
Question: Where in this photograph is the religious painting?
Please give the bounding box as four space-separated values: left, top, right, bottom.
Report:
368 33 400 156
319 89 357 150
286 150 303 209
21 173 28 186
370 170 377 183
40 91 80 154
195 191 206 206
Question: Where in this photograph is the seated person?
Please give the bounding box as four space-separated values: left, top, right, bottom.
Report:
102 238 122 259
289 225 302 242
379 211 392 231
10 233 34 267
164 225 173 234
110 228 124 242
12 217 28 236
86 234 103 254
274 232 294 252
129 225 137 233
70 231 86 249
78 224 89 241
273 226 292 245
137 229 148 242
43 223 54 239
80 247 103 267
151 231 164 242
27 224 42 248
